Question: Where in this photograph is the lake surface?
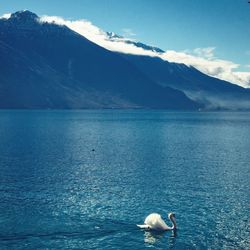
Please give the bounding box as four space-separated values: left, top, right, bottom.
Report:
0 110 249 249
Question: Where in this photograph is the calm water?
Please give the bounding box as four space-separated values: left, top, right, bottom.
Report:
0 110 249 249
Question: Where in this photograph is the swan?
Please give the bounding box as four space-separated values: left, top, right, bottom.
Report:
137 212 177 231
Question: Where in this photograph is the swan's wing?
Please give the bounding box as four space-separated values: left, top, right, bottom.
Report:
137 224 151 230
155 216 171 230
144 213 161 225
144 213 170 230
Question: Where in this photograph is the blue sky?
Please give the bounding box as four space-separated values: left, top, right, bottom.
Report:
0 0 250 86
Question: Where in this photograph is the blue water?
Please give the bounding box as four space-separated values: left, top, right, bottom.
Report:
0 110 249 249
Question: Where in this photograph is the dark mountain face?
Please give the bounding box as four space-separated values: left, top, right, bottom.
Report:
122 54 250 110
0 10 199 109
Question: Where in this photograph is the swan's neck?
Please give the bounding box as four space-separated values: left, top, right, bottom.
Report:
169 217 177 230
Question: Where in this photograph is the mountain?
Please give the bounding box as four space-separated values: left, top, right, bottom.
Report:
0 10 199 109
121 54 250 110
105 31 250 110
1 11 249 110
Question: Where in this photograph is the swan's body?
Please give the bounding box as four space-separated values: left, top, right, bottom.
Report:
137 212 176 231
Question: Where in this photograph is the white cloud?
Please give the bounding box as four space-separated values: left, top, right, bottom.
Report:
39 15 157 57
0 13 11 19
193 47 216 59
231 72 250 88
162 49 250 88
122 28 136 37
3 13 248 88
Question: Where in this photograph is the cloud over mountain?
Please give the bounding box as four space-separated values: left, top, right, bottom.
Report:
162 49 250 88
1 12 249 88
39 15 157 57
36 14 250 88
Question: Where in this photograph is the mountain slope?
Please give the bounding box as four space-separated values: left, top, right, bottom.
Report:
0 10 199 109
122 54 250 110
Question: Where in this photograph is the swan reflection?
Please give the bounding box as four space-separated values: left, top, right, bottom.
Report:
144 229 177 246
144 230 164 244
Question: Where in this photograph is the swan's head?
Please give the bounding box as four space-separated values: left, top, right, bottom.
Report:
168 212 175 219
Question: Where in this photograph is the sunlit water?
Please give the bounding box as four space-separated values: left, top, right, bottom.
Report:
0 110 249 249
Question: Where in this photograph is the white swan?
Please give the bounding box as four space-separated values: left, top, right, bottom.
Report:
137 212 177 231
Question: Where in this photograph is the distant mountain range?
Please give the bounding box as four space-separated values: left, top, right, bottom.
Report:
0 10 249 110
